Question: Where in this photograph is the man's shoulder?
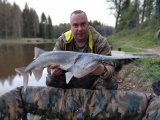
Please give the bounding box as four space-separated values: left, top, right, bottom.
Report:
89 26 106 42
89 26 98 34
57 33 67 42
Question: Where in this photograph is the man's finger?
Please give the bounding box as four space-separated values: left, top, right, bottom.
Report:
49 64 60 69
50 69 56 75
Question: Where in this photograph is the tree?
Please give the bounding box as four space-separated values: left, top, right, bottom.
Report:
127 0 140 28
0 1 3 37
117 0 131 30
89 20 113 36
10 3 22 38
108 0 140 31
29 8 39 37
47 16 53 38
22 3 30 37
155 0 160 16
145 0 154 20
39 12 47 38
22 4 39 38
141 0 154 23
141 0 147 23
106 0 125 29
0 1 12 38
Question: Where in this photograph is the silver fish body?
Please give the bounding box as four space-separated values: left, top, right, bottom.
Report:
15 47 148 91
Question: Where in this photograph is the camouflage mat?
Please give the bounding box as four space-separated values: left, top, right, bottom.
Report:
0 86 158 120
143 96 160 120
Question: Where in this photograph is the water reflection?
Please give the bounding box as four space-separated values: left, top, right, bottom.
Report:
0 43 54 95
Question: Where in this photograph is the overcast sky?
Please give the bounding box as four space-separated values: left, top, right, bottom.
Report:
8 0 115 27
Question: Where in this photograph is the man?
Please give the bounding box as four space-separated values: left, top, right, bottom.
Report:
46 10 117 90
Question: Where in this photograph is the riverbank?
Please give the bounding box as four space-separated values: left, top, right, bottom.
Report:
108 26 160 94
0 38 55 44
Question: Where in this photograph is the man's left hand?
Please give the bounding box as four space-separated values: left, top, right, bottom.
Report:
92 64 106 75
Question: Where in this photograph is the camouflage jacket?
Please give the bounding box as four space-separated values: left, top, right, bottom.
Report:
54 26 111 55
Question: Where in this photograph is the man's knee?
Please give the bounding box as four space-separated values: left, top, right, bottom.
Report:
46 74 66 88
46 75 54 86
91 77 118 90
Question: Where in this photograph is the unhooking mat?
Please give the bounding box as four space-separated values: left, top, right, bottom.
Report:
0 86 159 120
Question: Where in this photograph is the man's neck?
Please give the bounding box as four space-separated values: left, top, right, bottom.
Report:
73 39 88 52
75 40 87 48
74 35 89 48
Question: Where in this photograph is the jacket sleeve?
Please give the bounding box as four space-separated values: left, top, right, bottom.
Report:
93 35 114 80
53 35 66 51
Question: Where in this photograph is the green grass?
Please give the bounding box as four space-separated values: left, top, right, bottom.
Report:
108 26 160 52
132 58 160 82
108 25 160 82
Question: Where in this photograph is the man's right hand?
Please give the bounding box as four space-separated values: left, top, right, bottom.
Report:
47 64 63 77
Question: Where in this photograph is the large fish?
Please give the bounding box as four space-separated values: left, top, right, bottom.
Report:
15 47 149 91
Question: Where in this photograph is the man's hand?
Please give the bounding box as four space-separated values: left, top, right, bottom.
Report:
92 64 106 75
47 64 63 76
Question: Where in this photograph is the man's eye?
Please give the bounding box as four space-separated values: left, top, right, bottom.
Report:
73 24 78 28
81 23 85 27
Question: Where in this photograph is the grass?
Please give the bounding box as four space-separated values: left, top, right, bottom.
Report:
132 58 160 82
108 27 160 52
108 25 160 82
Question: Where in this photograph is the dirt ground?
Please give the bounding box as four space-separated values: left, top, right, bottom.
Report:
115 47 160 94
115 64 154 94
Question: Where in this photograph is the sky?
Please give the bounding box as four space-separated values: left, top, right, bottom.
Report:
8 0 116 27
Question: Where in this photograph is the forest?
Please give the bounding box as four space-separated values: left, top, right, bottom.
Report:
106 0 160 31
0 0 160 39
0 0 113 39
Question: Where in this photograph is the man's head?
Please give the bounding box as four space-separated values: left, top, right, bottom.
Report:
70 10 89 43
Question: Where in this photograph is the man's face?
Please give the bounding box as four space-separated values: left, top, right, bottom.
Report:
70 13 89 42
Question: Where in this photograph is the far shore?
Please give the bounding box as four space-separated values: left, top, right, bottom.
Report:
0 38 55 45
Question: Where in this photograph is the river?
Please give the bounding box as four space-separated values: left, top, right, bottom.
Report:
0 43 54 95
0 42 127 95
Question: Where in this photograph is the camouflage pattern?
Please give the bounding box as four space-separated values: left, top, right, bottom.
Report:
143 95 160 120
53 25 114 79
0 87 25 120
1 86 158 120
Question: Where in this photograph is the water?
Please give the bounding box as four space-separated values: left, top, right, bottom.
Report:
0 43 54 95
0 43 127 95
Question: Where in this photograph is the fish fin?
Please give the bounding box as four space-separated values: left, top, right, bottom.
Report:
34 47 46 59
15 67 26 75
65 72 73 84
32 68 43 81
15 67 28 92
23 73 29 92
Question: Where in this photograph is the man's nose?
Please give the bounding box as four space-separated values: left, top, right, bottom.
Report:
77 25 83 30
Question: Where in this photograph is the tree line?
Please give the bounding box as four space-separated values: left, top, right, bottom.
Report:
106 0 160 32
0 0 113 39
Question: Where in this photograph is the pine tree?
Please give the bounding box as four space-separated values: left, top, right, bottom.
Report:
11 3 22 38
22 3 30 37
39 12 47 38
47 16 53 38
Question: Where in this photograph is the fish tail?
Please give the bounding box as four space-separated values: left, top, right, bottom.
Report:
15 67 29 92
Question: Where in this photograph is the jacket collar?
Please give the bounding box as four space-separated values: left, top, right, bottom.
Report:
64 29 93 50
